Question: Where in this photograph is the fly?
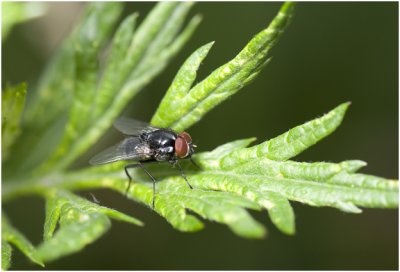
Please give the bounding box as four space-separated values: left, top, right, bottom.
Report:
89 117 197 209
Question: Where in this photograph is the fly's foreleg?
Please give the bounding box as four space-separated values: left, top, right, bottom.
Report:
124 164 139 195
124 162 158 209
175 160 193 190
189 156 201 170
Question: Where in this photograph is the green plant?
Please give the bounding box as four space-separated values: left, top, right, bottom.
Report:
2 2 398 269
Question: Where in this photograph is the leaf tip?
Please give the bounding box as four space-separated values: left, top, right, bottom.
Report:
29 252 45 267
337 202 362 214
201 41 215 54
249 136 257 143
276 2 297 24
183 1 196 9
230 219 267 239
132 11 139 18
191 13 203 25
125 12 139 25
207 40 216 47
282 1 297 11
36 259 45 268
341 160 367 173
286 229 296 236
333 101 351 123
339 101 351 111
276 220 296 236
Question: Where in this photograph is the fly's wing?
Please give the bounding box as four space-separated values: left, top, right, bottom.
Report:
89 137 152 165
113 117 159 136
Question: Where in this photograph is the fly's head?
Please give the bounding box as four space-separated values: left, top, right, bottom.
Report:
175 132 196 159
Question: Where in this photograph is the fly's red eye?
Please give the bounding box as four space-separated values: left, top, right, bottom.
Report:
175 137 189 158
179 132 192 144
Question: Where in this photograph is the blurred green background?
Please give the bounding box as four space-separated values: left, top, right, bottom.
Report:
2 2 398 270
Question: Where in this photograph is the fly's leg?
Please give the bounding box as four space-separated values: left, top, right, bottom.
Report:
124 164 137 195
139 162 158 209
175 160 193 189
124 162 158 209
189 156 202 170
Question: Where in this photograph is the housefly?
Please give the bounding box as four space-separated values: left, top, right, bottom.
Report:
89 117 197 209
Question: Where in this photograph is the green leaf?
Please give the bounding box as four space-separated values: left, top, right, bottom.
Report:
2 2 46 40
221 102 350 168
113 104 396 235
40 2 201 172
38 190 143 262
63 3 123 151
2 240 12 270
91 13 139 120
2 1 397 266
1 83 27 161
2 214 44 268
34 3 123 174
113 105 392 226
24 3 122 129
10 3 123 175
109 176 266 238
5 103 395 239
151 2 296 131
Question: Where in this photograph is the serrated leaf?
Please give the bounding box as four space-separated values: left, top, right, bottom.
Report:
9 3 123 175
104 176 266 238
2 214 44 268
24 2 122 130
39 190 143 262
38 210 110 262
92 13 138 119
36 3 123 173
156 181 265 238
196 137 257 169
62 2 123 151
40 2 201 172
151 2 296 131
42 103 396 238
136 105 397 232
1 1 397 267
151 41 215 126
221 102 350 168
1 83 27 161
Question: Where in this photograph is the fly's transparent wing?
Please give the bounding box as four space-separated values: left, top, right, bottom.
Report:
113 117 159 136
89 137 152 165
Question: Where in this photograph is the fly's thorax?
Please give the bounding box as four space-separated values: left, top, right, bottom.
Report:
145 129 177 147
144 129 177 161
